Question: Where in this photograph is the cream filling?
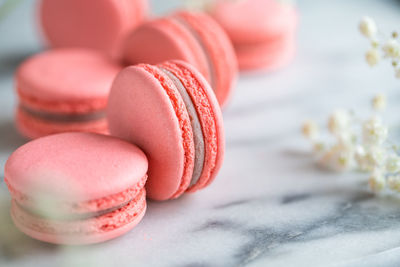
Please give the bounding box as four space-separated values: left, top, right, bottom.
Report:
20 105 106 123
172 16 216 90
160 68 205 186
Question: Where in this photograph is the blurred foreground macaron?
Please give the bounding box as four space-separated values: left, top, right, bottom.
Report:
123 11 238 108
15 49 122 139
107 60 225 201
210 0 298 71
39 0 149 58
4 132 148 245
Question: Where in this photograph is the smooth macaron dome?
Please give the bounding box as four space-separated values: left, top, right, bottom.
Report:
210 0 298 71
4 132 148 244
39 0 149 58
122 11 238 108
15 48 122 139
107 60 225 201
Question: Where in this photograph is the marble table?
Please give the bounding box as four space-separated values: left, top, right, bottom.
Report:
2 0 400 266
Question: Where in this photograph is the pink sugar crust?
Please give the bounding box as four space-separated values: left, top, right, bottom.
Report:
123 18 210 81
236 34 296 71
210 0 298 45
5 132 148 203
174 11 238 108
16 49 121 113
160 61 225 193
10 188 146 245
107 65 193 200
39 0 148 58
16 106 109 140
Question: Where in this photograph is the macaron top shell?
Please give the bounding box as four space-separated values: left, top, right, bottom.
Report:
17 49 121 103
108 65 190 200
39 0 148 58
210 0 298 44
123 17 210 81
4 132 148 203
122 11 237 107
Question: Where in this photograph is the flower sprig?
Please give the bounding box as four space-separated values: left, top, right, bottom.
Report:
302 94 400 194
359 16 400 78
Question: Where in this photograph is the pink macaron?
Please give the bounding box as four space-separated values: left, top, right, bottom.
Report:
39 0 149 59
107 60 225 201
210 0 298 71
122 11 238 107
4 132 148 245
15 48 122 139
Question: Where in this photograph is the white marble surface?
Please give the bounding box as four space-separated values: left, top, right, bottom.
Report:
2 0 400 266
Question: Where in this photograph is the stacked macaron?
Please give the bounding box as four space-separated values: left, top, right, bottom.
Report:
123 11 238 107
210 0 298 71
14 0 149 139
15 49 121 139
39 0 149 59
5 133 148 244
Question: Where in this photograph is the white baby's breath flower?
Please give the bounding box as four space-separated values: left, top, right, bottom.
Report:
359 16 377 38
302 120 319 140
328 109 351 136
320 144 354 171
388 175 400 192
386 155 400 173
362 116 388 146
365 49 380 66
313 142 325 154
355 145 368 171
369 168 386 192
355 145 386 171
383 39 400 58
372 93 386 111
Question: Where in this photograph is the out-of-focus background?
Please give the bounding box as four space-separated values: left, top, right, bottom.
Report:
3 1 400 266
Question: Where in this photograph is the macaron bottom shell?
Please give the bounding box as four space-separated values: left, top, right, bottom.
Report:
10 189 147 245
16 107 109 139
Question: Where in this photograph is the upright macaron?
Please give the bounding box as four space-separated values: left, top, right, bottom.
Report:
4 132 148 244
15 49 122 139
39 0 149 58
107 60 225 201
210 0 298 71
123 11 238 108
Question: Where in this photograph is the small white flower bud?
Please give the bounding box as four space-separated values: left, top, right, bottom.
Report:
328 110 350 136
365 49 380 66
383 39 400 58
302 120 319 140
369 169 386 192
388 175 400 192
362 117 388 146
372 94 386 111
313 142 325 154
320 144 354 172
386 156 400 173
359 16 377 38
